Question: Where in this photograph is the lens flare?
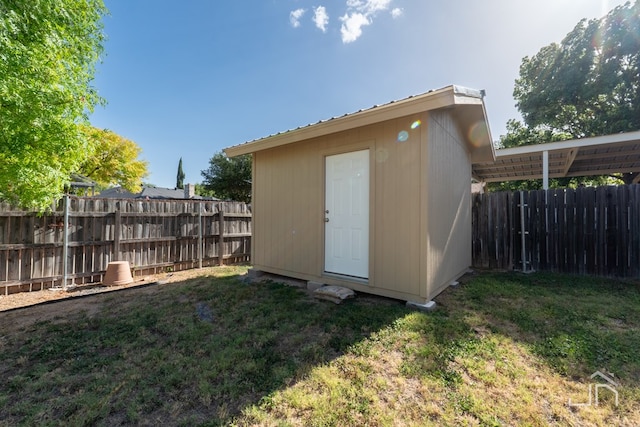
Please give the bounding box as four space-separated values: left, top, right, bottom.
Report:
397 130 409 142
375 148 389 163
468 121 488 147
411 120 422 130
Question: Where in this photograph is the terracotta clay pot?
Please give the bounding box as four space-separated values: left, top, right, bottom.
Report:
103 261 134 286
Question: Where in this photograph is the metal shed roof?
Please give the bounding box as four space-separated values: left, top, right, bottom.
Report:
472 130 640 185
225 85 495 163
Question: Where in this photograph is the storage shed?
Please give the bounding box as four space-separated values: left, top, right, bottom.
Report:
225 85 495 305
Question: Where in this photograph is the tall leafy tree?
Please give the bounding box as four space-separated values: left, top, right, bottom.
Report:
0 0 107 210
77 126 148 192
514 1 640 137
176 157 185 189
492 1 640 190
194 183 216 198
201 152 251 203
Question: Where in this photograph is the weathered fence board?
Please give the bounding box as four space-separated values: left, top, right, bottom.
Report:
0 197 251 294
472 185 640 278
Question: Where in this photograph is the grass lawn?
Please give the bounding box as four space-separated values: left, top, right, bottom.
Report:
1 266 639 426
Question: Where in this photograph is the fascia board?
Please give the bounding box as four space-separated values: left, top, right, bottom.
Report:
225 87 457 157
495 130 640 158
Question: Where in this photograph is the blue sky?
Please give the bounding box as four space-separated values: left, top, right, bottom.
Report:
90 0 627 188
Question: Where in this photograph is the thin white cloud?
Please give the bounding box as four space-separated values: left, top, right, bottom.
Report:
340 12 370 43
340 0 393 43
391 7 403 19
313 6 329 32
363 0 392 14
290 8 306 28
346 0 392 14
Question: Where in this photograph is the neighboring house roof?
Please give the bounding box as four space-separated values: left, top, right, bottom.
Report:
97 186 217 200
69 173 97 188
140 187 189 199
225 85 496 163
96 187 139 199
472 130 640 183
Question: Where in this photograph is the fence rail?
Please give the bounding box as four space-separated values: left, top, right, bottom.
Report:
472 184 640 278
6 185 638 294
0 196 251 294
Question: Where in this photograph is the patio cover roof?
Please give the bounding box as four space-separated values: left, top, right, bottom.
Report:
472 130 640 185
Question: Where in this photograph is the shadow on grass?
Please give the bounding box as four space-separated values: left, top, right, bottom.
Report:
0 270 411 425
2 269 639 425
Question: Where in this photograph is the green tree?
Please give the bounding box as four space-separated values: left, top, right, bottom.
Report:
489 120 568 191
201 152 251 203
0 0 107 210
194 183 216 198
176 157 185 189
77 126 148 192
491 1 640 191
514 1 640 137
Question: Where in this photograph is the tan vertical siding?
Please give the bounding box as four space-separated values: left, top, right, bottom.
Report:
291 142 322 275
253 146 322 275
252 150 267 269
253 116 427 297
373 116 423 296
425 110 472 299
253 111 476 303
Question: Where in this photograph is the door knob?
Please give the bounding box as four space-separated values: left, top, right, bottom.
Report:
324 218 330 222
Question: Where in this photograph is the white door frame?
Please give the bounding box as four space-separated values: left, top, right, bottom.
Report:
324 149 370 279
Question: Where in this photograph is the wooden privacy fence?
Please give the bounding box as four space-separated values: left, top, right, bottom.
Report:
0 196 251 294
472 184 640 278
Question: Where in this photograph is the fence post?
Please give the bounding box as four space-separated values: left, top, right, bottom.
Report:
114 208 121 261
519 191 528 272
62 194 70 290
198 202 203 269
218 202 225 266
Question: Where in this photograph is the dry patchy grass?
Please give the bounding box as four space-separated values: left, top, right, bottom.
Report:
1 268 639 426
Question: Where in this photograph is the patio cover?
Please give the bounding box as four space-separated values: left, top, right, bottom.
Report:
472 130 640 188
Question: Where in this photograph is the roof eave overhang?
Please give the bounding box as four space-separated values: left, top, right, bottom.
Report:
225 85 495 161
449 96 496 163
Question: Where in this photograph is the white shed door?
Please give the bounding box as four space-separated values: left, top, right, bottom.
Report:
324 150 369 279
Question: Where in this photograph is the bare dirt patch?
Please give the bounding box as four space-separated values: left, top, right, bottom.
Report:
0 267 225 332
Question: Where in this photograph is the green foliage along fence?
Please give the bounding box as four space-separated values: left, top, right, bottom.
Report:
0 196 251 294
472 185 640 278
